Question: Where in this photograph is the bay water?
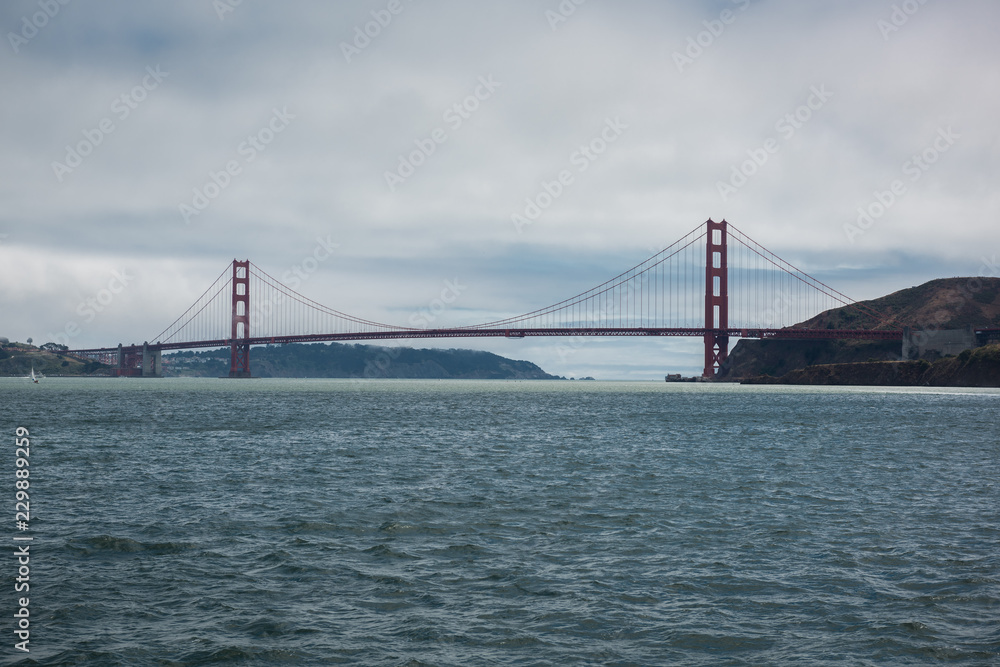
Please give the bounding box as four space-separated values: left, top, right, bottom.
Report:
1 378 998 665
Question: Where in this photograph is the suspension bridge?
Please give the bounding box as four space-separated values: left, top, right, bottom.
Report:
67 219 905 378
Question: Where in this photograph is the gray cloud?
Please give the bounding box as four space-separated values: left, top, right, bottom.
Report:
2 0 998 377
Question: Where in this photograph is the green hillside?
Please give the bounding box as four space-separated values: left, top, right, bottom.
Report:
744 343 1000 387
719 277 1000 380
0 342 109 376
164 343 559 379
799 277 1000 330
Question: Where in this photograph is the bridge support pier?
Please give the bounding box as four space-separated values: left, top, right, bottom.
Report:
142 342 162 377
703 219 729 378
114 343 144 377
704 331 729 379
228 259 252 378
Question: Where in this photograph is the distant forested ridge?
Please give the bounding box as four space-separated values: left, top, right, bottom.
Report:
163 342 559 379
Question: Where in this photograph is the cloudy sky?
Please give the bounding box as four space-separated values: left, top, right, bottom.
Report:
2 0 998 379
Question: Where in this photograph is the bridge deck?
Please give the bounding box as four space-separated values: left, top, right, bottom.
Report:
66 327 906 355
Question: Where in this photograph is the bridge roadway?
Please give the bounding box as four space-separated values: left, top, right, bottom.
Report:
68 327 906 356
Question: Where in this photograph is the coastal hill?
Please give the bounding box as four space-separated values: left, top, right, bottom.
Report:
0 339 564 380
721 277 1000 384
796 276 1000 331
164 343 559 379
0 342 107 376
743 344 1000 387
0 341 560 379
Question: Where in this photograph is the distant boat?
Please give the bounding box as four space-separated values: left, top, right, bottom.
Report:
27 366 43 383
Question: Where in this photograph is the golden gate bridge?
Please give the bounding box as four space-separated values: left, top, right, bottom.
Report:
66 219 904 378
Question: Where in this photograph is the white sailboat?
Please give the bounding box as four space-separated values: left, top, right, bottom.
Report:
27 366 43 383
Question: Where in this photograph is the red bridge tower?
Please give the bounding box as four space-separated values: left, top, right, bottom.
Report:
229 259 251 378
703 219 729 377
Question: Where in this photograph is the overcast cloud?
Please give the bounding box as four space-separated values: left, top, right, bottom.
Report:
1 0 998 379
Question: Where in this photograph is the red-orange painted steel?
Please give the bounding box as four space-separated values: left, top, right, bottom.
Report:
229 260 251 377
63 222 927 376
704 219 729 377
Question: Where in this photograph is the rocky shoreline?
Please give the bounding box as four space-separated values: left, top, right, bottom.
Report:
742 344 1000 387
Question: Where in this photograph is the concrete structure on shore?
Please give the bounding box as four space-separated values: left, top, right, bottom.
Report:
902 325 976 360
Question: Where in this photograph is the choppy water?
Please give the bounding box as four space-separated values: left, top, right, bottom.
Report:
2 378 999 665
